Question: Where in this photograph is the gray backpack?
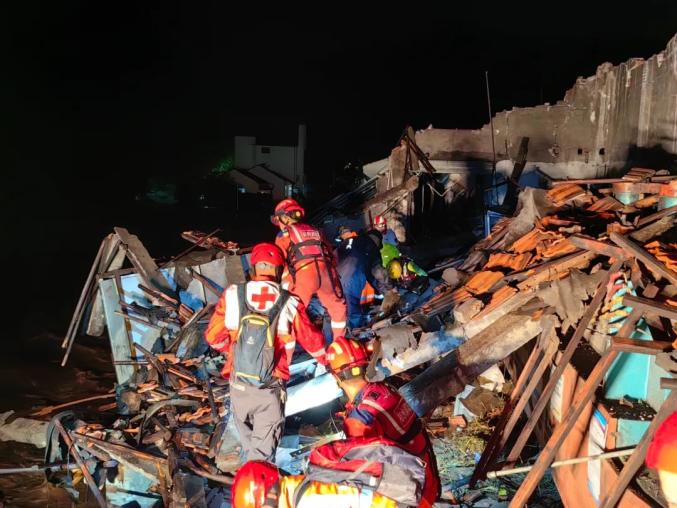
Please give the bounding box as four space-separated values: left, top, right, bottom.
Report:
232 284 289 387
293 437 427 507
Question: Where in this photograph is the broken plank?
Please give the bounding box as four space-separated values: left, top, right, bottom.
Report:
363 175 419 210
114 227 176 297
400 310 544 417
516 250 597 291
601 391 677 508
54 420 106 507
470 320 554 486
610 232 677 286
189 268 223 297
636 203 677 227
551 175 677 186
61 237 109 366
509 346 619 507
622 294 677 321
31 393 116 417
568 235 627 260
612 336 674 354
630 215 675 243
505 265 620 466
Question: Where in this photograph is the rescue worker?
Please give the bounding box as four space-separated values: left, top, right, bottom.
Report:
372 215 398 246
334 225 359 262
336 229 395 329
204 242 327 462
272 198 347 339
380 242 436 314
325 337 440 507
232 460 398 508
646 410 677 507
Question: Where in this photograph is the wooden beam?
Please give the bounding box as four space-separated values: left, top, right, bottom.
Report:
610 232 677 286
551 175 677 185
630 215 675 243
611 336 674 355
568 235 628 260
622 294 677 321
516 250 598 291
601 391 677 508
501 137 529 213
509 347 619 507
114 227 176 297
499 331 558 452
363 175 419 210
636 203 677 227
54 420 106 507
470 328 548 486
508 283 658 505
61 238 108 365
504 266 620 466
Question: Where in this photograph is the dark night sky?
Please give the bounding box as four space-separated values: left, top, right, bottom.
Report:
4 2 677 196
2 2 677 340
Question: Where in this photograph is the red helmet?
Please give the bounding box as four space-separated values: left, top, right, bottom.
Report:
232 460 280 508
250 243 285 268
274 198 305 219
373 215 386 227
326 337 368 376
646 411 677 472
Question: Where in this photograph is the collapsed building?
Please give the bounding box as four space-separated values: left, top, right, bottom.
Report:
1 32 675 508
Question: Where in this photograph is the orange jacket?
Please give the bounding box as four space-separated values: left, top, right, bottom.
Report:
275 223 336 271
276 475 396 508
204 279 326 381
343 382 440 507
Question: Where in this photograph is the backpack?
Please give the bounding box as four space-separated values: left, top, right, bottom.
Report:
231 284 289 387
293 437 426 507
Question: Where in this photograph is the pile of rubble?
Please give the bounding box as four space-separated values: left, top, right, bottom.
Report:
25 168 677 507
387 170 677 504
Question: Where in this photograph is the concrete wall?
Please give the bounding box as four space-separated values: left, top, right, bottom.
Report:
415 34 677 180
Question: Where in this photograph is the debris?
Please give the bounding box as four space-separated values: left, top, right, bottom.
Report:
32 163 677 506
0 411 49 448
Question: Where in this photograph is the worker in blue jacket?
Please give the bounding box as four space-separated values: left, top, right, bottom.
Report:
336 229 395 330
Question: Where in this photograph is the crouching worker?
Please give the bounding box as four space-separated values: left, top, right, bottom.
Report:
326 337 440 507
337 229 395 330
232 435 427 508
204 243 327 462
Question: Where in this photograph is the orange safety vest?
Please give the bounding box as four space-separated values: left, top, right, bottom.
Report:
360 282 376 305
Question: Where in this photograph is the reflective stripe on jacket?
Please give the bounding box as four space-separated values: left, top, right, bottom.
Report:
277 476 397 508
204 279 326 380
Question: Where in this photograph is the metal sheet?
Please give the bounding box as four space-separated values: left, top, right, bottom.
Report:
100 278 135 384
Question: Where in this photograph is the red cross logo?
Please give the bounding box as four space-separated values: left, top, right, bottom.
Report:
251 286 277 310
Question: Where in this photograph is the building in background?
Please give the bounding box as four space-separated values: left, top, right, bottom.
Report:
231 124 307 199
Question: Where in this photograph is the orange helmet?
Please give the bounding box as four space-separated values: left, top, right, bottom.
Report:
274 198 305 219
326 337 368 378
250 243 285 268
647 411 677 473
232 460 280 508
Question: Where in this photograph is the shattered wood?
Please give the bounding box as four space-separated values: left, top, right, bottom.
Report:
48 165 677 506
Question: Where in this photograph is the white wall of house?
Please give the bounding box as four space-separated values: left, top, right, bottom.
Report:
234 124 306 196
